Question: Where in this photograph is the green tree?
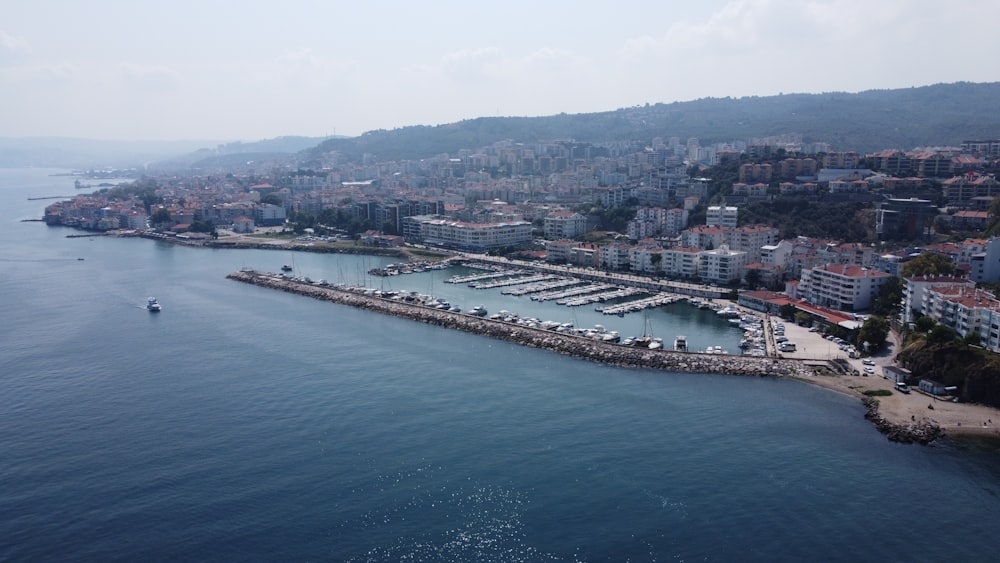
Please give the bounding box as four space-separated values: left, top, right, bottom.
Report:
650 253 662 272
150 207 172 227
745 268 761 288
870 276 904 317
962 332 982 346
856 316 891 352
901 252 956 277
914 316 937 332
927 324 956 344
778 303 796 320
260 193 283 206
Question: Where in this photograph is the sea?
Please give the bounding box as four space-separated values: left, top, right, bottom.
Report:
2 167 1000 562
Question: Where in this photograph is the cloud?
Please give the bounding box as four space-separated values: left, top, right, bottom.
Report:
612 0 999 101
0 30 30 66
118 63 182 93
439 47 505 82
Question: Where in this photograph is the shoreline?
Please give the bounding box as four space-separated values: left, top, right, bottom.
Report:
227 269 977 445
789 371 1000 442
227 269 810 379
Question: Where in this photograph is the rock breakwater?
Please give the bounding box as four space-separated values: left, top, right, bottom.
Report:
862 397 943 445
227 270 812 378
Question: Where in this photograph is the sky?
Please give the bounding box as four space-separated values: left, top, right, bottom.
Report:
3 0 999 141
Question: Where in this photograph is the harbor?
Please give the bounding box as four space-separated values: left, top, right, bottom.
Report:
227 269 810 378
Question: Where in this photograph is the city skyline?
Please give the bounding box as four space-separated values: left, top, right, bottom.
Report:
3 0 999 142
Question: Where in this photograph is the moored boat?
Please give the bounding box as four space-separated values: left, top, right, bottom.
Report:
674 335 688 352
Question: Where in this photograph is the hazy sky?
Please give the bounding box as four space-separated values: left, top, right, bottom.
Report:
3 0 999 141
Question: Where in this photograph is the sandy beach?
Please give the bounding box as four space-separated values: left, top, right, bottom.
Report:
770 312 1000 440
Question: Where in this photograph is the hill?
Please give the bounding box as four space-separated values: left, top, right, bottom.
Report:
303 81 1000 164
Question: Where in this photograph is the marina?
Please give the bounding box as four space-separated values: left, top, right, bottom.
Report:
362 260 747 355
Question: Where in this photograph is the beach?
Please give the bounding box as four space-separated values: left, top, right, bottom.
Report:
773 314 1000 440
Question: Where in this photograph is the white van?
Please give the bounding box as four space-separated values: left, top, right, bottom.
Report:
895 382 911 394
779 342 796 352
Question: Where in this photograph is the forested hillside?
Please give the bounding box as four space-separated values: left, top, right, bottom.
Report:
303 82 1000 164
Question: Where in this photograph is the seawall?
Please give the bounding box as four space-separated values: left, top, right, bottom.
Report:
227 269 812 378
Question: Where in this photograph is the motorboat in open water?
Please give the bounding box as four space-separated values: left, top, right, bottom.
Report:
147 297 162 312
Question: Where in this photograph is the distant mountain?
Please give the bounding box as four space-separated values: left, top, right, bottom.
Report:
0 135 334 170
151 136 335 171
0 137 220 169
303 81 1000 164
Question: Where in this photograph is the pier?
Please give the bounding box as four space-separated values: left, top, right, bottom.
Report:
227 269 814 378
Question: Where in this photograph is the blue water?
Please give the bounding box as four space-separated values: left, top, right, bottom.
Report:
2 168 1000 561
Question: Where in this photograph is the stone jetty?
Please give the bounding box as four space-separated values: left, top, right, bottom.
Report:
862 397 944 445
227 270 813 378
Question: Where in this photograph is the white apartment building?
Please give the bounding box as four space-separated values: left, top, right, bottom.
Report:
799 264 891 311
662 247 702 279
406 216 532 252
761 240 794 267
706 205 738 228
969 237 1000 283
600 243 633 271
902 276 975 323
920 284 1000 353
663 208 690 235
698 245 748 285
544 211 587 239
727 225 780 263
680 226 727 250
627 219 660 241
629 246 666 275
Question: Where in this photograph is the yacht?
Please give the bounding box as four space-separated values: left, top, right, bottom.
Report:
147 297 162 312
673 335 688 352
281 264 293 272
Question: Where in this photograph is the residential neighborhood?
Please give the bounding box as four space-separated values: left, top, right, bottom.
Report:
46 134 1000 356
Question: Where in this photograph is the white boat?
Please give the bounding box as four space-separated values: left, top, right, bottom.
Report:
469 305 488 317
673 335 688 352
147 297 162 312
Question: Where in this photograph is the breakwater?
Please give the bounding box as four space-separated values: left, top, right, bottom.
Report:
227 269 810 378
863 397 943 445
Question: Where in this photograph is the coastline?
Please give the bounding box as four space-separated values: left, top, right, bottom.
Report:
789 371 1000 442
67 219 1000 446
227 269 811 378
227 269 979 445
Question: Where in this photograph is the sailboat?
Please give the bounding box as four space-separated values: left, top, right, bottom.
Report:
631 312 662 349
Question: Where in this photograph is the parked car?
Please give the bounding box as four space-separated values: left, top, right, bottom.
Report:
862 359 875 366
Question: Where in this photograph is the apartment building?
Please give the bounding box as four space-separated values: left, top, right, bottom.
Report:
544 211 587 239
726 225 780 263
798 264 890 311
403 216 531 252
941 174 1000 203
698 246 748 285
661 247 702 279
919 284 1000 352
706 205 738 228
902 276 974 323
970 237 1000 283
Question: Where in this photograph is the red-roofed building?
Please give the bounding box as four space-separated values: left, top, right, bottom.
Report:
798 264 891 311
921 284 1000 352
902 276 974 323
951 210 991 230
